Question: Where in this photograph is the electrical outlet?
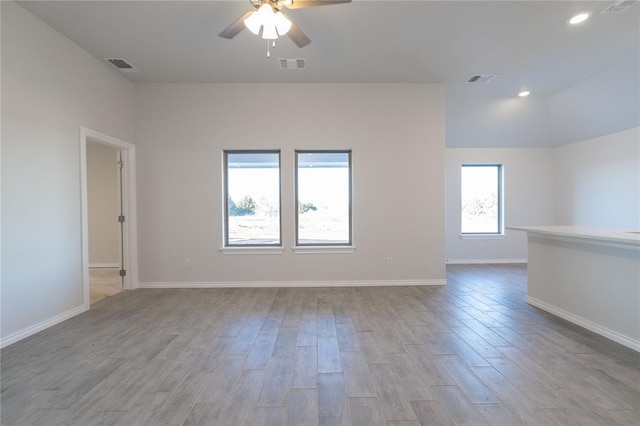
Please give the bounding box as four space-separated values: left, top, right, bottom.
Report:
184 258 191 268
386 257 393 266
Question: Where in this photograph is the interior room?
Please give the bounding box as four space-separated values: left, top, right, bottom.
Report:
1 1 639 424
86 139 123 304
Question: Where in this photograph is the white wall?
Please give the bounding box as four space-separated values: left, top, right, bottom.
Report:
87 141 120 266
445 148 555 263
446 97 552 148
135 83 446 285
548 62 640 146
554 127 640 230
1 1 134 345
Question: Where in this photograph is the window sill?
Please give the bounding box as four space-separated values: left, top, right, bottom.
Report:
293 246 356 254
220 246 284 255
459 234 506 240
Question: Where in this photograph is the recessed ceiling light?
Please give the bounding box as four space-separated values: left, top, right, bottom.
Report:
518 91 530 97
569 12 590 25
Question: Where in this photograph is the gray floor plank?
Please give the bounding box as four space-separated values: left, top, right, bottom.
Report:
244 334 278 370
357 331 389 364
256 357 294 406
337 323 361 352
438 355 501 404
318 373 352 426
318 337 342 373
471 366 561 425
288 388 319 426
230 324 262 354
182 402 225 426
341 351 377 397
272 326 298 358
349 397 386 426
369 364 418 422
297 320 318 347
291 346 318 389
318 313 338 338
410 400 455 426
2 265 638 426
252 406 288 426
475 403 523 425
197 354 246 403
387 353 438 401
431 385 489 426
216 369 265 425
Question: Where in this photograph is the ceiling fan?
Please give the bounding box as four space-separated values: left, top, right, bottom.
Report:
219 0 351 50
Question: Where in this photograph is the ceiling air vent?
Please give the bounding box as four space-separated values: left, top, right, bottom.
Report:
104 58 140 73
279 58 306 70
602 0 638 13
467 74 498 84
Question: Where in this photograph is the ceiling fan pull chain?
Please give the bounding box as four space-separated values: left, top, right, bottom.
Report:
267 39 270 58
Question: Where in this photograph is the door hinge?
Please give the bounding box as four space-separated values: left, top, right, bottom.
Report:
117 160 124 169
118 215 125 223
119 269 127 277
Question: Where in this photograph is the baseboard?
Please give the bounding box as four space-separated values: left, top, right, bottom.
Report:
89 262 119 268
138 279 447 289
446 259 527 265
527 296 640 352
0 305 88 349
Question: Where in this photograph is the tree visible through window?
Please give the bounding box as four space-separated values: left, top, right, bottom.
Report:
224 151 281 246
296 151 352 245
461 164 503 234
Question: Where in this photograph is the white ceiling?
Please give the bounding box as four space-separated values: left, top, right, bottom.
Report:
17 0 639 100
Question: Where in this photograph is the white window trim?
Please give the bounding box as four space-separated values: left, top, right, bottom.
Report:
459 234 506 240
293 246 356 254
220 246 284 255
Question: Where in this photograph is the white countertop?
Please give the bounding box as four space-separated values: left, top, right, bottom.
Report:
507 225 640 246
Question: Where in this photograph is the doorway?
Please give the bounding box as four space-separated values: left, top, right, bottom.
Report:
80 127 137 309
86 141 122 303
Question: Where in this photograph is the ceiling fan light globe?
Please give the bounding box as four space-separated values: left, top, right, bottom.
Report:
262 23 279 40
274 12 292 35
244 12 262 35
257 3 275 18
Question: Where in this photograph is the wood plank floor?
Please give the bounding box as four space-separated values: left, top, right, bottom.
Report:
2 264 639 425
90 268 122 305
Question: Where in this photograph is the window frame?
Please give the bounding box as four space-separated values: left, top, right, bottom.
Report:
294 149 353 248
222 149 282 248
460 163 504 236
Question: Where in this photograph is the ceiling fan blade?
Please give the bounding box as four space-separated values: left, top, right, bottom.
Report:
219 11 254 39
283 0 351 10
287 22 311 47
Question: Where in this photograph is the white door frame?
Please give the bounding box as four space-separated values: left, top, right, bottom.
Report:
80 127 138 309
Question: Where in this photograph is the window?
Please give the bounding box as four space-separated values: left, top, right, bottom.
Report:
223 151 281 246
461 164 503 234
296 150 352 246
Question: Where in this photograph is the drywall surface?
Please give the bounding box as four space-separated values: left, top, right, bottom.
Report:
548 62 640 146
446 97 552 148
445 148 555 263
554 127 640 230
87 141 120 266
135 83 446 285
1 1 134 344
